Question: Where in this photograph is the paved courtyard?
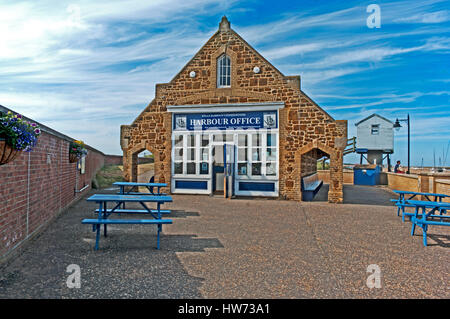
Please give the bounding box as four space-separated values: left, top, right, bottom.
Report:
0 185 449 298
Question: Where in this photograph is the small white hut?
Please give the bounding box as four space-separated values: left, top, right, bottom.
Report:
355 114 394 167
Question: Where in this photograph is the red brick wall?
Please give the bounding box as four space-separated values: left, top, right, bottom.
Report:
0 131 104 260
104 154 123 166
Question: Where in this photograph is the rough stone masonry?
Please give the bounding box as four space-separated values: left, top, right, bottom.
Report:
120 16 347 203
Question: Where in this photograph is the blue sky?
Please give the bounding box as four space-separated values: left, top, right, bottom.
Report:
0 0 449 166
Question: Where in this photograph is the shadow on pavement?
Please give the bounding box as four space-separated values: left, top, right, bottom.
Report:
313 184 396 206
169 210 200 218
0 190 222 299
425 234 450 248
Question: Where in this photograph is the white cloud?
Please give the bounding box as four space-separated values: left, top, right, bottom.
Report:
299 67 368 84
0 0 236 154
325 91 450 110
237 7 363 45
395 10 450 24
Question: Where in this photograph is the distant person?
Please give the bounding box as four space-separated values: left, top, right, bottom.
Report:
394 160 404 173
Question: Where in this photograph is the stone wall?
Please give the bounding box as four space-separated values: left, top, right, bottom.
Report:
435 179 450 203
386 172 450 201
317 170 354 184
386 172 420 193
121 17 347 202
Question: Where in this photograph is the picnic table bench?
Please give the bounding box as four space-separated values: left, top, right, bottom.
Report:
114 177 167 196
94 208 171 215
82 194 173 250
301 173 323 201
113 179 168 209
391 190 449 221
405 199 450 246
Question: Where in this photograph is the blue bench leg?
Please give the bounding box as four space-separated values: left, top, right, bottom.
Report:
422 225 428 246
410 207 420 235
157 224 161 250
402 207 407 222
104 224 107 237
439 208 445 222
95 224 101 250
410 221 416 236
397 206 400 217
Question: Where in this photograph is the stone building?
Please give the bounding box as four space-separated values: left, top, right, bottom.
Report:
120 17 347 203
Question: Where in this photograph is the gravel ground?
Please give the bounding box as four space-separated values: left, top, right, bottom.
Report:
0 185 448 299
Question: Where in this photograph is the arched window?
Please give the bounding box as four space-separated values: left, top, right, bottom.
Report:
217 54 231 88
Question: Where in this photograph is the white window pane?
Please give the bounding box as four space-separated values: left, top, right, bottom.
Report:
200 162 209 174
251 163 262 176
238 148 247 161
267 148 276 161
175 135 183 147
238 163 248 175
186 162 196 174
187 134 195 147
266 163 276 176
252 134 261 147
201 135 209 147
174 148 183 161
217 54 231 87
201 148 209 161
267 134 276 147
187 148 196 161
252 148 260 161
238 134 248 147
213 134 223 142
174 162 183 174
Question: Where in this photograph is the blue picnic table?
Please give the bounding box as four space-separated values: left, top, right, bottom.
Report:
391 190 449 220
405 199 450 246
82 194 173 250
113 181 168 210
113 181 167 195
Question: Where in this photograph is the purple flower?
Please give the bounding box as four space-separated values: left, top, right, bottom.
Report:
34 128 41 134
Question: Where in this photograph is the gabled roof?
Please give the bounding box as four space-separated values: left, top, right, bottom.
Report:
166 16 286 87
355 113 393 126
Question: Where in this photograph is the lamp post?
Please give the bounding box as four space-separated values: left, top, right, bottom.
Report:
393 114 410 174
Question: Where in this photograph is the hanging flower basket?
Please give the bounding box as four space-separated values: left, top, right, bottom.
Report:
69 140 88 163
0 137 21 165
69 152 79 163
0 111 41 166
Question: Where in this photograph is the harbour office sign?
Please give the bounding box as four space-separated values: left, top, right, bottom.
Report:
174 111 277 131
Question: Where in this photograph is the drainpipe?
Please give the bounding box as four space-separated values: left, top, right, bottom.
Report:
26 151 30 237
